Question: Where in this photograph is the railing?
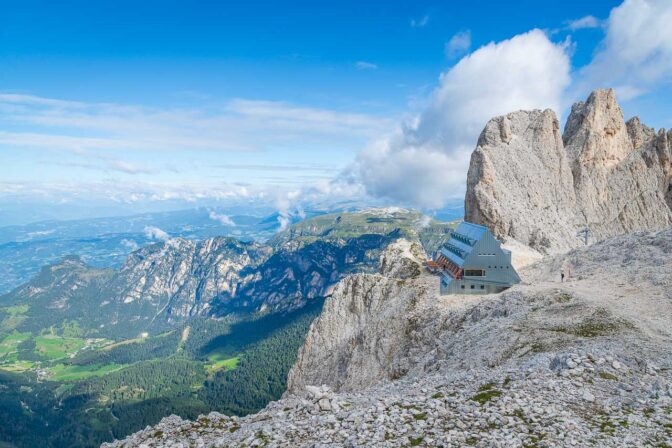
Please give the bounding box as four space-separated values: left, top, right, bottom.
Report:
451 232 475 246
444 243 466 258
435 255 463 279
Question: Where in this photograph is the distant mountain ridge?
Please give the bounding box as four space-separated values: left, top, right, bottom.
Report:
1 209 454 339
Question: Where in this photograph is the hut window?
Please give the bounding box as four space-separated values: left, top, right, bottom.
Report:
461 285 465 289
470 285 475 289
480 285 485 289
465 269 485 276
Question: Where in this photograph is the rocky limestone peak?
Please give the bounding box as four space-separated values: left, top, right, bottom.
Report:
467 108 579 253
563 88 633 171
378 239 425 279
466 88 672 255
626 116 656 150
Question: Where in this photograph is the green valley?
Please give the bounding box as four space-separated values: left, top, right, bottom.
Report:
0 210 454 447
0 301 323 447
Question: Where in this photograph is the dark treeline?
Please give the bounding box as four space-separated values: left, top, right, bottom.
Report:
199 301 321 415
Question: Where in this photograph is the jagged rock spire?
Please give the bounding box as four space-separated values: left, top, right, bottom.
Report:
465 88 672 254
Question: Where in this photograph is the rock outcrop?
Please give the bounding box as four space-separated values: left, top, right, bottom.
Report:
285 240 429 394
466 88 672 254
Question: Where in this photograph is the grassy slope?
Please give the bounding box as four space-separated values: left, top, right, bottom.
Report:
205 354 240 374
34 335 86 359
49 363 127 381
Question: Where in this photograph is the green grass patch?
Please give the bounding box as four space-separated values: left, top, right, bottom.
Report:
470 385 502 405
48 363 127 381
0 360 34 372
0 331 32 358
205 354 240 374
554 293 572 303
553 309 635 338
34 335 86 360
599 371 619 381
409 436 424 446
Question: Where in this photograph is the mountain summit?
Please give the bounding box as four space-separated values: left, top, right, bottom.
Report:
465 89 672 254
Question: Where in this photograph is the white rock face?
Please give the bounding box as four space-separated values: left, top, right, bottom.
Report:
466 89 672 254
378 239 425 279
286 240 428 394
108 237 271 322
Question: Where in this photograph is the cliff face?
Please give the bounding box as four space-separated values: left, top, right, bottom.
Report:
466 89 672 254
285 239 429 394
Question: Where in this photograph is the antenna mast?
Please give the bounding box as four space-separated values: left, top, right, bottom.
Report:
576 227 591 245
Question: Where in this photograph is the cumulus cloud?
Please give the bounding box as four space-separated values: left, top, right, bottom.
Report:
350 30 571 208
274 190 301 232
355 61 378 70
565 15 601 31
578 0 672 100
208 210 236 226
444 30 472 59
143 226 170 242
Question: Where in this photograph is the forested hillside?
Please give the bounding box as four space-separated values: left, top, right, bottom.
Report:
0 302 322 447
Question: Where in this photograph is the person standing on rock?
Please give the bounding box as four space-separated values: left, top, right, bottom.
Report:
561 260 571 283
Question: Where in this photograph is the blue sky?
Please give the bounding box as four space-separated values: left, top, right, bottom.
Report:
1 0 671 224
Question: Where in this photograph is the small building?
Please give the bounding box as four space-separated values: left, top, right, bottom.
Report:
434 222 520 294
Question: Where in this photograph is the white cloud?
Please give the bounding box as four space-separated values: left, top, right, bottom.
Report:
578 0 672 100
565 15 601 31
444 30 472 59
410 15 429 28
350 29 571 208
355 61 378 70
45 156 155 175
274 190 301 232
277 214 291 232
108 160 154 174
0 94 392 154
208 210 236 226
417 214 432 228
226 99 389 136
121 239 139 251
143 226 170 242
